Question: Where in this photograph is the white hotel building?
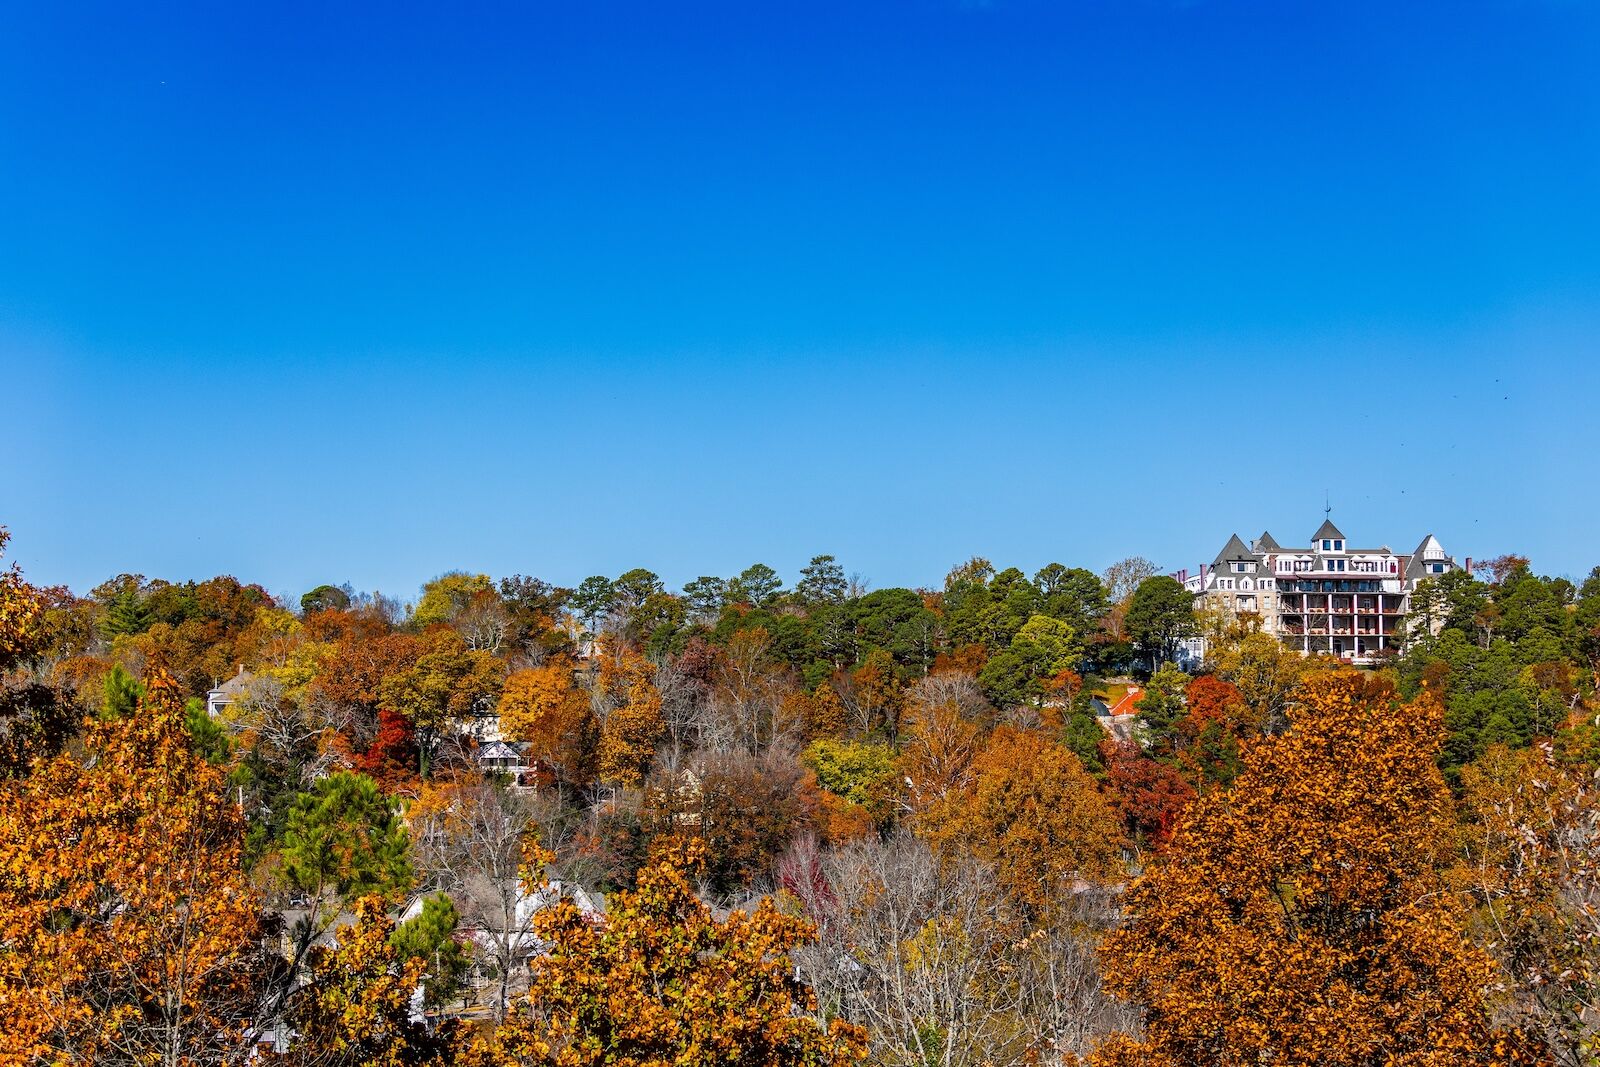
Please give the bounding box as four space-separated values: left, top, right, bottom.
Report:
1177 519 1461 665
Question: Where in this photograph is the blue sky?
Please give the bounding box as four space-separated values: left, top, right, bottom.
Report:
3 1 1598 601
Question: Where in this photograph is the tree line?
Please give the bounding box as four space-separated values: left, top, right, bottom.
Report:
2 524 1599 1065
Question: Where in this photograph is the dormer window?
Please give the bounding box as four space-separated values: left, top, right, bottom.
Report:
1232 562 1248 573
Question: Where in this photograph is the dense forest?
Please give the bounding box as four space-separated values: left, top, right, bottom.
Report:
2 523 1598 1066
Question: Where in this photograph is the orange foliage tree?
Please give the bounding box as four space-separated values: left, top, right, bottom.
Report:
474 838 867 1067
498 657 596 782
896 677 986 815
0 669 267 1064
0 527 46 670
1090 672 1541 1067
921 725 1125 914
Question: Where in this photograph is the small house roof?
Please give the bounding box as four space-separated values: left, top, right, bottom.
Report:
208 665 253 700
1312 518 1346 542
1254 531 1283 553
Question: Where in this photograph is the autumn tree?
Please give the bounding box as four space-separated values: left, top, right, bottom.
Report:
650 751 818 895
896 672 990 815
801 737 898 839
227 675 340 855
595 646 665 785
0 669 268 1064
477 837 867 1067
1098 738 1194 853
1171 674 1251 790
1090 671 1539 1067
706 626 794 752
848 647 907 743
785 678 847 741
498 574 575 659
380 629 505 776
921 725 1125 915
274 895 456 1067
793 830 1132 1067
1457 741 1600 1067
1209 629 1308 733
0 527 46 670
413 571 495 628
0 678 76 778
409 775 546 1021
498 658 596 781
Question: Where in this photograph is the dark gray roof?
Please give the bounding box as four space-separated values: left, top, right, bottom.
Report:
1405 534 1452 581
1212 533 1256 567
1312 518 1346 541
1254 531 1283 553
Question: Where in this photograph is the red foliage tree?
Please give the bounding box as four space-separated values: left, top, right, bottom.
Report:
1100 739 1194 852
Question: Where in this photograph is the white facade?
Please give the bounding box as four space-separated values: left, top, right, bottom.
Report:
1179 520 1460 666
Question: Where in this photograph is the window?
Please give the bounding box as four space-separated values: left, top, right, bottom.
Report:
1430 562 1445 573
1322 539 1332 550
1334 540 1344 551
1233 562 1248 573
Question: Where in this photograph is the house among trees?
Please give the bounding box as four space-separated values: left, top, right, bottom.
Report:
204 664 253 717
475 740 524 776
1177 517 1462 664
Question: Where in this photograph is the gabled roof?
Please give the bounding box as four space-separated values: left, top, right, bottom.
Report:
1212 533 1256 567
1411 533 1442 558
478 740 521 761
1312 518 1346 541
208 666 252 700
1106 686 1144 718
1254 531 1283 553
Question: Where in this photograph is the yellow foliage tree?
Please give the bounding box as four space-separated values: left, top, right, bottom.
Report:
0 527 45 670
1090 672 1541 1067
0 668 265 1064
272 895 456 1067
595 647 664 786
472 838 867 1067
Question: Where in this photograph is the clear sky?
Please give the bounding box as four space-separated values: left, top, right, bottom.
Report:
3 1 1598 602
